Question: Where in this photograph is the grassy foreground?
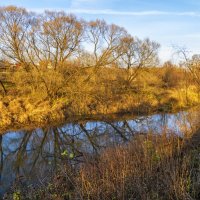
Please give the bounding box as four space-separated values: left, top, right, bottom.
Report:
5 127 200 200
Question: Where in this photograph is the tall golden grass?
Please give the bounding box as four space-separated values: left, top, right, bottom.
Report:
8 128 200 200
0 66 199 133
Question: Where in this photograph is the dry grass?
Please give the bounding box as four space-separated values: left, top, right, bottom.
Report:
77 134 187 200
1 65 199 133
6 130 200 200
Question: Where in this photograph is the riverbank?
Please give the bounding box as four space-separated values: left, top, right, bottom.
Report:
1 65 199 133
0 90 198 134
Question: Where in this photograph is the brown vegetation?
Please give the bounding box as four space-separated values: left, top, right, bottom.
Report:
0 63 199 132
1 5 200 200
6 126 200 200
0 6 199 132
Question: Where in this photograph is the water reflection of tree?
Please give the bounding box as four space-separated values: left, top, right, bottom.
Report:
0 112 196 194
0 121 137 186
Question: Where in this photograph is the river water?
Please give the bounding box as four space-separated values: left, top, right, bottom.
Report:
0 109 199 196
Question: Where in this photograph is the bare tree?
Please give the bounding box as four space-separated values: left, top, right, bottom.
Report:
187 54 200 86
120 36 160 84
28 11 84 69
0 6 35 68
84 19 128 68
176 47 200 87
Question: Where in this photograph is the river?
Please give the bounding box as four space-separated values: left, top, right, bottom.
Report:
0 109 199 196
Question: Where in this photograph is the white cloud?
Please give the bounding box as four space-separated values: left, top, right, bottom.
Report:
30 8 200 17
65 9 200 17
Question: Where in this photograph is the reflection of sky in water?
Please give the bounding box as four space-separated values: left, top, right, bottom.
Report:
0 110 195 196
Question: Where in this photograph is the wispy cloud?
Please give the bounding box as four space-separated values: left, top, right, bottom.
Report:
30 8 200 17
66 9 200 17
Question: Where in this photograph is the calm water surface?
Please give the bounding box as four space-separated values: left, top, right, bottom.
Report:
0 110 199 196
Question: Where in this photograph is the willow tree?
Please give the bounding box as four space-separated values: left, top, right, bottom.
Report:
28 11 85 69
83 19 128 68
0 6 35 69
120 36 160 84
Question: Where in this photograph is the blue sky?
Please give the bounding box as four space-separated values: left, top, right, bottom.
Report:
1 0 200 62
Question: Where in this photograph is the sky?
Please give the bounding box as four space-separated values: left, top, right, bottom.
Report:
1 0 200 63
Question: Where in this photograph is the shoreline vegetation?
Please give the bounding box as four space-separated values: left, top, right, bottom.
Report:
0 64 199 133
0 96 198 134
5 121 200 200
